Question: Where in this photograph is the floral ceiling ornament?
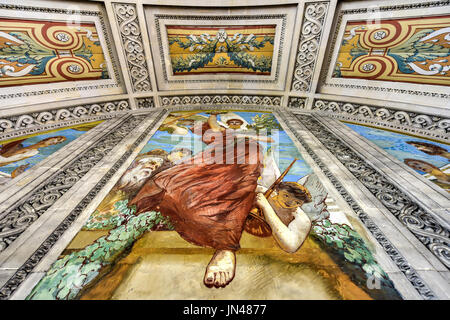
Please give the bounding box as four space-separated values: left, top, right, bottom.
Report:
0 19 109 87
216 29 228 43
333 16 450 85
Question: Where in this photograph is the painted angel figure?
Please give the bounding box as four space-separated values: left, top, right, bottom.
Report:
129 112 275 288
128 112 395 292
26 112 400 300
254 175 324 254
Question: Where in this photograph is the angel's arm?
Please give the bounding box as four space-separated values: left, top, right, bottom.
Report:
255 193 311 253
207 114 224 132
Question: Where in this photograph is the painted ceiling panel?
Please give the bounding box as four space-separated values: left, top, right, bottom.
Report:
145 5 297 91
333 15 450 86
0 0 450 303
0 18 109 88
320 1 450 109
167 25 276 75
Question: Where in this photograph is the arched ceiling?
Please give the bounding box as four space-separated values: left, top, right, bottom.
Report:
0 0 448 141
0 0 448 301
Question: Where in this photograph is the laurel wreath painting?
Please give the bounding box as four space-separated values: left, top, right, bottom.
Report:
167 26 275 75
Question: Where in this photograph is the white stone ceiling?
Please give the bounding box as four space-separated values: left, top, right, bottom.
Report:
0 0 448 136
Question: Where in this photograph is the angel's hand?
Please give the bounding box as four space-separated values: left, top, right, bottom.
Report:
255 192 269 209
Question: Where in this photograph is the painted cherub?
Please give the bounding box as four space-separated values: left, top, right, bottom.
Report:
255 178 401 300
255 181 314 253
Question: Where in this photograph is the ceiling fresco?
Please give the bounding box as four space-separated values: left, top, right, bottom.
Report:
145 5 297 91
0 121 102 185
321 1 450 109
26 110 401 300
0 0 449 303
333 15 450 86
0 18 109 87
166 25 276 76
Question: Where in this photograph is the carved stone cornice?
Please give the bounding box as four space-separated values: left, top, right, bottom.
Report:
136 97 155 109
287 97 307 109
113 3 152 92
0 100 131 140
311 99 450 142
159 95 283 109
291 1 329 92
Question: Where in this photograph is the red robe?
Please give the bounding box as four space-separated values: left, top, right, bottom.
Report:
129 123 263 250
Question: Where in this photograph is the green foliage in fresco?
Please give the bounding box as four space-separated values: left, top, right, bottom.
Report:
0 32 56 75
226 35 273 72
312 219 386 277
169 33 274 73
387 29 450 74
83 200 136 230
171 52 217 73
169 35 218 72
247 114 283 134
26 200 173 300
311 218 400 299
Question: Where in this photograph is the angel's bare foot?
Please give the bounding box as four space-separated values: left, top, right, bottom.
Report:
204 250 236 288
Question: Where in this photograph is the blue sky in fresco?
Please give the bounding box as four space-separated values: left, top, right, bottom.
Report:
346 123 449 173
139 111 312 182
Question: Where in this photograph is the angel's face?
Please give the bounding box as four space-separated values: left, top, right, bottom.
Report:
227 119 243 130
272 190 304 209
